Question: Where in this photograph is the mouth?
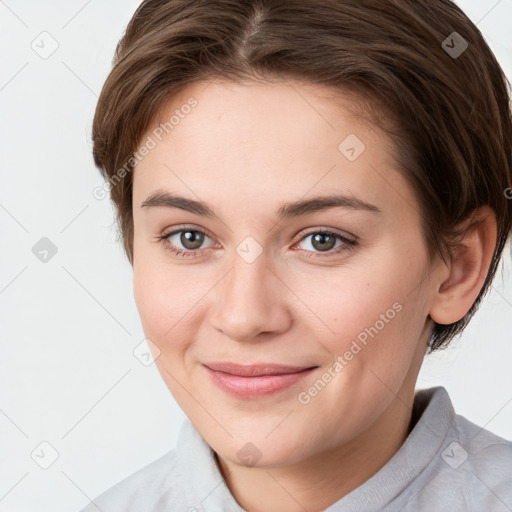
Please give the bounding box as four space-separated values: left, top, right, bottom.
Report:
202 362 319 398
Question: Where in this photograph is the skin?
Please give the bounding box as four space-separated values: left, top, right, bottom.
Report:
131 78 497 512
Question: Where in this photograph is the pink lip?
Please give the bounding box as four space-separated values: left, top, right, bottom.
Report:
203 362 318 398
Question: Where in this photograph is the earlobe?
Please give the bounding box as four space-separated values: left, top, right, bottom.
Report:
429 206 497 326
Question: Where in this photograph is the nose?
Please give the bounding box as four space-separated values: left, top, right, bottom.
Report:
210 250 292 342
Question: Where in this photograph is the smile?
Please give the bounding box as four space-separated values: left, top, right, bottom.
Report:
203 362 318 398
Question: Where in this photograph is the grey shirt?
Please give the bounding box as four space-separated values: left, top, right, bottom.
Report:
80 386 512 511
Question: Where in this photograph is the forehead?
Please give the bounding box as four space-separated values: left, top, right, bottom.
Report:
132 79 410 217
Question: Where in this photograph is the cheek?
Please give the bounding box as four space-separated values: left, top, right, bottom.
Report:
297 262 424 382
291 267 400 345
132 253 214 366
133 266 196 404
133 260 188 344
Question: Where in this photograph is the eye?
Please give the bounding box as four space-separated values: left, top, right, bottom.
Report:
294 229 357 258
158 226 215 258
157 226 357 259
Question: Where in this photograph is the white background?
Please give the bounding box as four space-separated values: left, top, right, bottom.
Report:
1 1 511 510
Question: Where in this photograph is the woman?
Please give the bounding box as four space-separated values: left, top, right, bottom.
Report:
82 0 512 510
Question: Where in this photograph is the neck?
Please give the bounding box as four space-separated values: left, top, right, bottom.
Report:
215 385 417 512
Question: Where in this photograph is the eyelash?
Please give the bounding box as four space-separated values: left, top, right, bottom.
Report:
156 225 358 260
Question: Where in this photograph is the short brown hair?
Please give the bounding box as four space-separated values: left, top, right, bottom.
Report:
92 0 512 352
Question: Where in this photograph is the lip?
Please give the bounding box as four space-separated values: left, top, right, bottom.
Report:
203 362 318 398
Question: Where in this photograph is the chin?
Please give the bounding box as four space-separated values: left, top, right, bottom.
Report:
215 434 311 469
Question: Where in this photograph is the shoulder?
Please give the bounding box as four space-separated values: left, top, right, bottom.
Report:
79 448 184 512
436 411 512 510
454 411 512 465
78 417 227 511
454 412 512 481
397 387 512 511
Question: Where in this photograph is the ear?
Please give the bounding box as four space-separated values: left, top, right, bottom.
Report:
429 206 497 325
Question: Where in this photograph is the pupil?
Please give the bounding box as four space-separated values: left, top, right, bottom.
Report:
312 233 335 251
182 230 203 250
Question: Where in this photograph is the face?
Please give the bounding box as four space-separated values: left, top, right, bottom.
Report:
132 79 437 468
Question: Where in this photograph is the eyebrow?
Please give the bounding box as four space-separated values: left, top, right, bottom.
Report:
140 190 382 219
